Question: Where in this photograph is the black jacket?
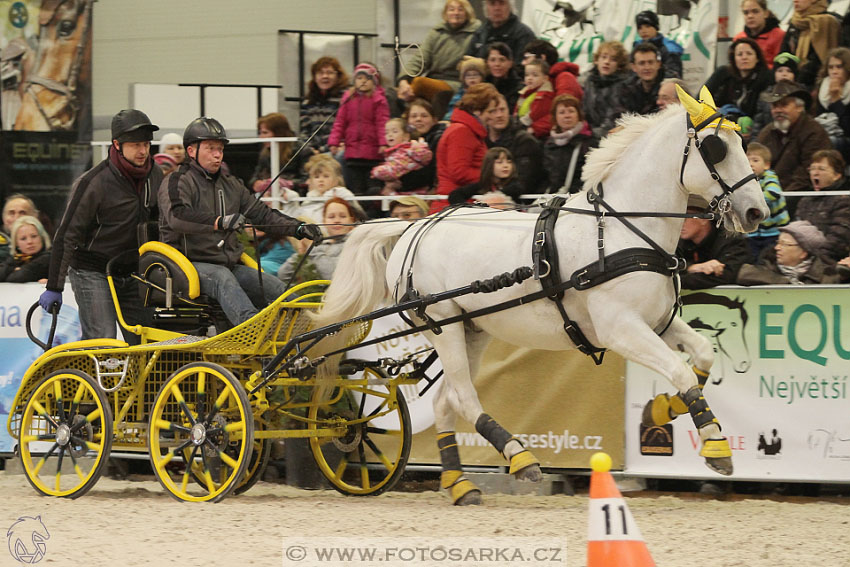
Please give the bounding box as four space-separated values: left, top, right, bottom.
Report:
47 155 162 291
704 64 774 118
486 120 544 195
448 179 523 205
620 73 664 116
542 126 596 194
466 14 536 68
677 228 751 289
486 69 523 112
159 160 301 267
582 68 629 139
0 249 51 282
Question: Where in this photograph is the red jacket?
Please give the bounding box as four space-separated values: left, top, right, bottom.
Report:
550 61 583 101
515 81 555 139
328 87 389 160
432 109 488 213
734 21 785 68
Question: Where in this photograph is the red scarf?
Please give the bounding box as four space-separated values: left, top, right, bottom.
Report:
109 145 152 194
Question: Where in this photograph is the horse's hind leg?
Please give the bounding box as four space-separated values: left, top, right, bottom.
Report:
600 316 732 476
643 317 714 427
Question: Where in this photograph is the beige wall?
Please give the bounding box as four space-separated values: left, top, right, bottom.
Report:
91 0 377 136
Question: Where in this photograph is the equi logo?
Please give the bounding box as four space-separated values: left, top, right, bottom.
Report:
759 304 850 366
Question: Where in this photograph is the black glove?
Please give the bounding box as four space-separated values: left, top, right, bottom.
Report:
220 213 246 231
295 223 323 244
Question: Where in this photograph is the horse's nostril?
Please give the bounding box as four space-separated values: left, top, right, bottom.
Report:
746 208 764 224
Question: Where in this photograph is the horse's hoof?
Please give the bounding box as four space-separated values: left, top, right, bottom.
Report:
705 456 734 476
641 394 683 427
455 490 483 506
515 463 543 483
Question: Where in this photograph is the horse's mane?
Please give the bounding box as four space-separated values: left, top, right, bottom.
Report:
581 105 683 191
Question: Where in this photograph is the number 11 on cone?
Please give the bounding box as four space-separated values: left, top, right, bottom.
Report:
587 498 644 541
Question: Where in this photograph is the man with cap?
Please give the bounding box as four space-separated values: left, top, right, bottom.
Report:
757 80 831 194
676 194 751 289
466 0 535 68
38 109 163 343
158 117 323 328
633 9 684 79
737 220 842 284
389 195 429 220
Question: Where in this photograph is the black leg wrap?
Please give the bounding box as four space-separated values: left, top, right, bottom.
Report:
683 387 720 430
475 413 512 453
437 432 461 471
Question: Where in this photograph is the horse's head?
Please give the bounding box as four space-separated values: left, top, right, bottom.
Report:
677 85 769 234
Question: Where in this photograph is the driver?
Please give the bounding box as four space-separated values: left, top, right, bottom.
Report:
39 109 163 344
158 117 323 328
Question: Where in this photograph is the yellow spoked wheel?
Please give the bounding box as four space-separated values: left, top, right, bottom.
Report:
233 416 272 495
148 362 253 503
19 370 112 498
308 365 411 496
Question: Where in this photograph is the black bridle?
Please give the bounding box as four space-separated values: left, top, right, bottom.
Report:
679 112 758 218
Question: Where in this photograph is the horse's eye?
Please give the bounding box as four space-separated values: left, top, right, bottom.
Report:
57 19 76 38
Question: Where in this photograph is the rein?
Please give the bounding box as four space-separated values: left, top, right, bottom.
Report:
23 0 92 130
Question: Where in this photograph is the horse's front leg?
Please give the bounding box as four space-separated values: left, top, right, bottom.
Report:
598 314 733 476
642 316 714 427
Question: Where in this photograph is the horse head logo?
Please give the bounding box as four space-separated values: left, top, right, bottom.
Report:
7 516 50 564
682 293 751 384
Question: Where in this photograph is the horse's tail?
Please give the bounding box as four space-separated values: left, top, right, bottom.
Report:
311 219 409 328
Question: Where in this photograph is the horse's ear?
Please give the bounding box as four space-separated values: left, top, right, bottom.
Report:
676 85 702 121
698 85 717 109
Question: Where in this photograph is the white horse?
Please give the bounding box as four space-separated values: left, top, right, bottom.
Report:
312 87 769 505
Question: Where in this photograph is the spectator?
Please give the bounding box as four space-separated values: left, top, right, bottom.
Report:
779 0 841 90
745 142 790 261
521 38 583 101
248 112 297 194
705 37 773 120
371 118 433 196
449 146 522 204
676 195 751 289
158 117 322 328
298 56 349 160
466 0 535 69
389 195 429 220
749 52 801 138
153 153 178 176
278 197 357 285
39 109 163 343
543 94 596 194
582 41 629 139
795 149 850 261
432 83 500 213
814 47 850 162
1 193 38 262
0 215 51 283
738 221 841 284
443 56 487 120
633 10 684 78
300 154 361 226
396 0 480 104
734 0 785 68
656 78 688 110
515 57 554 138
621 43 665 116
757 81 831 193
400 98 446 193
484 42 522 110
328 62 390 196
485 94 545 195
157 132 185 166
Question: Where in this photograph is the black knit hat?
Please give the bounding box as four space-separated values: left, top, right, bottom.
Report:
636 10 659 29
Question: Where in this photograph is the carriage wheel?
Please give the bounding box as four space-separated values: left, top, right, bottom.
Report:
308 364 411 496
148 362 253 503
233 415 273 495
18 370 113 498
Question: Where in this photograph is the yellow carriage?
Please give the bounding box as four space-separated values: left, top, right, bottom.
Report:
6 243 417 502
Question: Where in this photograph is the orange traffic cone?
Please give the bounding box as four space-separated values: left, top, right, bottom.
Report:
587 452 655 567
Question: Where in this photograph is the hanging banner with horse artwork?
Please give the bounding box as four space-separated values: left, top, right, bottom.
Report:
0 0 94 222
521 0 720 94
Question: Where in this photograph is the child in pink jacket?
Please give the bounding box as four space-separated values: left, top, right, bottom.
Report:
371 118 433 195
328 62 390 196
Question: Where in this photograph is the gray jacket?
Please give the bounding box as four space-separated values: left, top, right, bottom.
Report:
158 160 300 267
398 19 481 89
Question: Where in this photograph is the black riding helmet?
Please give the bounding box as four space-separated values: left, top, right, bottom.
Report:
111 109 159 143
183 117 229 148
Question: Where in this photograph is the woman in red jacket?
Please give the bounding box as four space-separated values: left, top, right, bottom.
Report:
734 0 785 68
431 83 500 213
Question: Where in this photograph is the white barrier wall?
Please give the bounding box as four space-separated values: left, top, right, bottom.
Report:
626 286 850 482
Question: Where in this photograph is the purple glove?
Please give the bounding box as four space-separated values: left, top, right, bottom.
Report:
39 290 62 313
